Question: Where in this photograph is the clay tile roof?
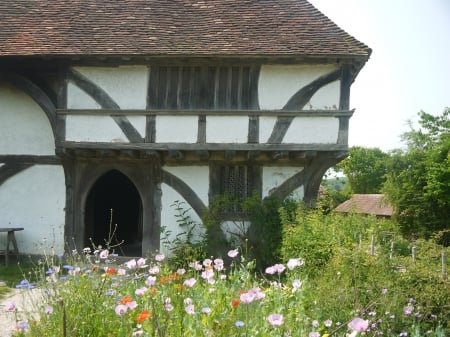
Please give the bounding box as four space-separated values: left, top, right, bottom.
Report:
0 0 370 59
334 194 393 217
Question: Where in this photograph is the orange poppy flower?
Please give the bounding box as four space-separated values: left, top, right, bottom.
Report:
232 298 240 308
137 310 151 323
120 296 133 305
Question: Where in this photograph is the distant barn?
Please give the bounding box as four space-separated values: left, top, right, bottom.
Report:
335 194 393 218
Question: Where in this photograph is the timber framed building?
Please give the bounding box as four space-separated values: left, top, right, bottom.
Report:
0 0 370 256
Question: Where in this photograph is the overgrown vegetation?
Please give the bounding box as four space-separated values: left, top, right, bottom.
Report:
280 206 449 333
3 201 448 336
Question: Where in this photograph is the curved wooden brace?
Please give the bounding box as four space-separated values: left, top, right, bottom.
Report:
2 72 57 137
267 69 341 144
0 163 33 186
67 69 143 143
268 170 306 201
161 170 206 218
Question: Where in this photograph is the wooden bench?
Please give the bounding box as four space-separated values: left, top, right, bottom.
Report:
0 227 24 265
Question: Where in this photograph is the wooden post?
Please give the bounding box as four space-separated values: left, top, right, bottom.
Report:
442 252 447 280
412 246 416 263
370 235 375 255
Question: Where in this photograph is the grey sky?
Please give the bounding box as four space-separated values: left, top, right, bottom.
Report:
309 0 450 151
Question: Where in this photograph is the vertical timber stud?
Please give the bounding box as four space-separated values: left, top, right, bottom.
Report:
337 63 352 145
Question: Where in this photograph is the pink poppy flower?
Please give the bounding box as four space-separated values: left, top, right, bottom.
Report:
227 249 239 258
267 313 284 327
348 317 369 332
5 301 16 312
125 259 137 269
99 249 109 259
183 278 197 287
155 254 165 262
115 304 128 316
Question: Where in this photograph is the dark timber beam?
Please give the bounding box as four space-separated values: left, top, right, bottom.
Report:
162 170 206 218
67 69 143 143
268 69 341 144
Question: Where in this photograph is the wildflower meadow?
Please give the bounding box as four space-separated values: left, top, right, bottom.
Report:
3 204 449 337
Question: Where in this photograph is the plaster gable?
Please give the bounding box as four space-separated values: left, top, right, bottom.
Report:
72 66 149 109
258 64 339 109
0 83 55 155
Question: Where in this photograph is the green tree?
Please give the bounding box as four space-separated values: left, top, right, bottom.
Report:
383 109 450 238
335 146 389 193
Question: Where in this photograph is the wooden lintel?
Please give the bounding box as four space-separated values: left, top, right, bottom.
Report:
272 151 289 160
195 150 210 160
168 150 184 160
247 151 261 160
224 150 236 161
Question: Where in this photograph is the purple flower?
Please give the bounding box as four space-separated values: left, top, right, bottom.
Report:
312 320 319 328
382 288 388 294
267 313 284 327
228 249 239 258
115 304 128 316
4 301 16 312
309 332 320 337
146 276 156 286
183 278 197 288
44 305 53 315
125 259 137 269
348 317 369 332
403 304 414 316
137 258 147 268
185 304 195 315
148 266 160 275
235 321 245 327
133 331 144 336
154 254 165 262
99 249 109 259
399 332 408 337
324 319 332 327
266 264 285 274
135 287 148 296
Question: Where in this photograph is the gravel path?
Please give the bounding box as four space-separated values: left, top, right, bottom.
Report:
0 288 43 337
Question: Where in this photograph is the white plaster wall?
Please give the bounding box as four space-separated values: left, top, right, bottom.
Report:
258 64 339 110
67 83 101 109
309 81 341 110
68 66 148 109
206 116 248 143
65 116 129 142
156 116 198 143
283 117 339 144
262 166 304 198
259 116 278 143
160 166 209 254
127 116 147 139
0 165 66 254
0 83 55 155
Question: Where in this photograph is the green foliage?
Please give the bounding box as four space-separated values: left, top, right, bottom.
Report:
279 206 449 335
161 201 207 269
335 146 389 193
202 194 284 270
383 109 450 238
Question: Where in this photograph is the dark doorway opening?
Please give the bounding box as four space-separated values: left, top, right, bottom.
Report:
84 170 142 256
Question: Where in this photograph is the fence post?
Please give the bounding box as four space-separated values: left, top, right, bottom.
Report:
442 252 447 280
412 246 416 263
370 235 375 255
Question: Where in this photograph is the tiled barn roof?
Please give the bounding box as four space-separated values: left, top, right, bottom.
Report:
334 194 393 217
0 0 370 59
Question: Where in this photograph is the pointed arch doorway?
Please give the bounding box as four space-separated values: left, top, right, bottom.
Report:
84 170 143 256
